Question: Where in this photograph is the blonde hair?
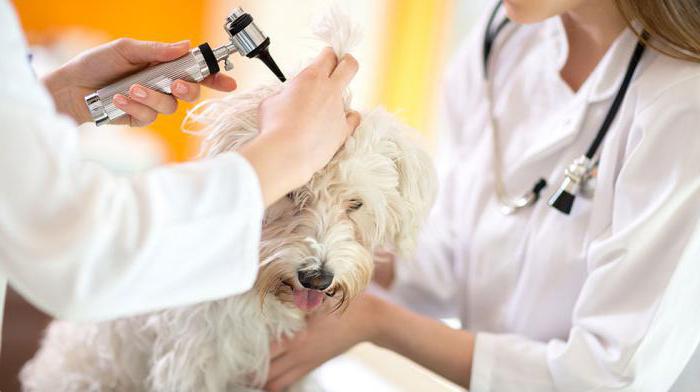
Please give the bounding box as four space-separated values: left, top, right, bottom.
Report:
615 0 700 62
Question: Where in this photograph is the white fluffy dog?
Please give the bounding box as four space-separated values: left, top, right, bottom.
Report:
21 11 436 392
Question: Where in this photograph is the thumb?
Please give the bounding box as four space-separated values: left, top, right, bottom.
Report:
114 39 191 64
345 111 361 135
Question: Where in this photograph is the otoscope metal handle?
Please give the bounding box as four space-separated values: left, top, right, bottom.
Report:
85 7 286 126
85 44 217 126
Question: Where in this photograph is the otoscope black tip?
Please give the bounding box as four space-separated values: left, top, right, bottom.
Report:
256 49 286 82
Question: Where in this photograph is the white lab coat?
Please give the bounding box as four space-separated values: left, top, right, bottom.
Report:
0 0 263 346
386 5 700 391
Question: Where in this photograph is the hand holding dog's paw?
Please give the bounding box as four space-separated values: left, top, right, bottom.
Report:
265 293 381 392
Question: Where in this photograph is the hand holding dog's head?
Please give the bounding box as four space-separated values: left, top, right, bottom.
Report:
183 7 436 313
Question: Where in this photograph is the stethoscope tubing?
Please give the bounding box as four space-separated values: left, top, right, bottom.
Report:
482 0 646 214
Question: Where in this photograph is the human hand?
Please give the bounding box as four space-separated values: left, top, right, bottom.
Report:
373 249 397 289
257 47 360 178
239 47 361 206
267 291 475 390
264 293 380 392
42 38 237 126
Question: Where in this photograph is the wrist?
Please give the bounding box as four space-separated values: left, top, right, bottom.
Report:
239 130 312 207
42 67 88 124
351 294 391 346
263 126 317 180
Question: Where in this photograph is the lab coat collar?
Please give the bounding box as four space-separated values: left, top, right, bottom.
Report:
516 95 588 171
586 28 641 103
498 17 586 172
514 19 642 168
545 16 569 74
546 16 642 104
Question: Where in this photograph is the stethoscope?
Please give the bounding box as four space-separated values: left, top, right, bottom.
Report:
483 1 647 215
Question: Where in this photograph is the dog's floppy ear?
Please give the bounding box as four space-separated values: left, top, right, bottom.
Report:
369 110 437 256
182 84 282 157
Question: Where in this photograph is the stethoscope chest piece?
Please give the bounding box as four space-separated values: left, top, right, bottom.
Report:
499 195 535 216
497 178 548 216
547 155 596 214
580 162 598 199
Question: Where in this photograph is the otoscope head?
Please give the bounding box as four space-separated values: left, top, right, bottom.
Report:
225 8 286 82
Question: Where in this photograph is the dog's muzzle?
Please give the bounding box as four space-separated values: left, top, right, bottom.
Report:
297 269 334 291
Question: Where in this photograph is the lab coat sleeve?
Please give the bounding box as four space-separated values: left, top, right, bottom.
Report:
470 77 700 391
0 1 263 322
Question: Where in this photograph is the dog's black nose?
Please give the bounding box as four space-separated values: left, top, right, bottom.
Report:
297 269 334 291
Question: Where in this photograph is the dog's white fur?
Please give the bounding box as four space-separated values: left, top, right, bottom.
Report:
21 10 436 392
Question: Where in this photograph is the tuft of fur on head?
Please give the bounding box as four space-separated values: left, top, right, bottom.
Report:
312 5 362 58
184 7 436 312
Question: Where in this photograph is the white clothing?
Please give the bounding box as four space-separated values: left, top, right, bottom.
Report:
0 0 263 347
389 5 700 391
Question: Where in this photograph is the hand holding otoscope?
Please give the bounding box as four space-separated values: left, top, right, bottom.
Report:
70 8 285 126
43 39 236 127
44 8 285 127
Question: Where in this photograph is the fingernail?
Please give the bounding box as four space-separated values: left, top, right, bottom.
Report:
173 82 187 95
170 40 190 48
219 74 237 91
113 95 128 106
130 85 147 99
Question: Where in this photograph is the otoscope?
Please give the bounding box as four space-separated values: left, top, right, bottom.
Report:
84 7 286 126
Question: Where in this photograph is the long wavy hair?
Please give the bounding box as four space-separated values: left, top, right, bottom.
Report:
615 0 700 62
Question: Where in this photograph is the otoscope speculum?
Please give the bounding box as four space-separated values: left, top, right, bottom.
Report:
222 8 286 82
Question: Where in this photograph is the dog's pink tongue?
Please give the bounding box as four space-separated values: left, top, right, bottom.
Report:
293 289 324 311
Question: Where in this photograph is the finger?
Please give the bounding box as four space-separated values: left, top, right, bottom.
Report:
267 354 295 382
129 84 178 114
308 47 338 77
269 339 287 359
112 94 158 127
201 73 237 92
374 249 395 263
265 366 311 392
171 80 201 102
114 38 190 65
345 111 361 135
330 54 359 88
267 345 300 382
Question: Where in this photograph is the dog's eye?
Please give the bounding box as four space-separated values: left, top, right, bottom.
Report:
287 192 295 202
347 199 363 212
